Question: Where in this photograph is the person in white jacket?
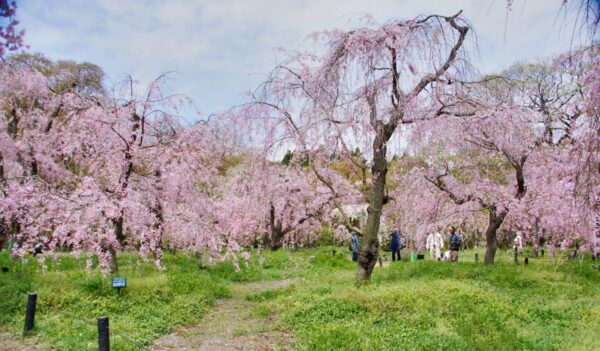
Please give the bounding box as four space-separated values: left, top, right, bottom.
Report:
514 232 523 253
426 229 444 261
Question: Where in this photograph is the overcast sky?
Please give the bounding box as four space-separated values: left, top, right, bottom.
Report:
18 0 588 121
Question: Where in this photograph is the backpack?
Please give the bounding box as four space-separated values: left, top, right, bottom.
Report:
450 234 461 250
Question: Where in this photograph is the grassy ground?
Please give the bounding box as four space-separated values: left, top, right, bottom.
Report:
0 248 337 350
0 251 232 350
250 247 600 350
1 246 598 350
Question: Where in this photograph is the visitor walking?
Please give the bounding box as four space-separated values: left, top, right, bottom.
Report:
426 229 444 261
351 231 360 262
389 229 403 262
449 226 461 263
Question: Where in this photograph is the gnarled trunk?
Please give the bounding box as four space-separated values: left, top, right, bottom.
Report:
105 212 126 273
484 206 507 265
356 132 387 283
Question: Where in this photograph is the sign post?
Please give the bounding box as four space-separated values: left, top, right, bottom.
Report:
23 293 37 333
98 316 109 351
111 277 127 296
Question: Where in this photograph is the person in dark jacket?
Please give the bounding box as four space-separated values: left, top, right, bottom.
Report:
390 229 402 262
351 232 360 262
449 226 461 263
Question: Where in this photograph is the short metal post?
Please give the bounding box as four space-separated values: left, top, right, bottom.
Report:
524 257 529 265
23 293 37 333
98 317 109 351
541 249 544 257
475 253 479 263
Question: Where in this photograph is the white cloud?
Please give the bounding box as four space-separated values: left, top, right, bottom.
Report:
18 0 588 119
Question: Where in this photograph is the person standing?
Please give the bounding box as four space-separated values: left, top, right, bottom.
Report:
351 231 360 262
390 229 402 262
449 226 461 263
514 232 523 253
426 229 444 261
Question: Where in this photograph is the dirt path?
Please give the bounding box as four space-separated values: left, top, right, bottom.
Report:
0 330 49 351
151 279 295 351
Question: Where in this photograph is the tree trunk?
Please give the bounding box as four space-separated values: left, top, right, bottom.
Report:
532 222 540 258
104 113 141 274
269 203 284 250
0 151 4 188
105 244 118 274
151 203 164 262
484 206 506 265
0 221 5 252
356 132 387 283
270 227 284 250
105 213 126 273
151 170 164 262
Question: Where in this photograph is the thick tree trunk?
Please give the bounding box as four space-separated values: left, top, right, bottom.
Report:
356 132 387 283
269 203 284 250
105 213 126 273
113 214 126 244
269 227 283 251
484 206 507 265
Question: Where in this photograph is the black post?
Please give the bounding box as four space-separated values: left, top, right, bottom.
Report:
98 317 109 351
475 253 479 263
524 257 529 265
23 293 37 333
541 249 545 257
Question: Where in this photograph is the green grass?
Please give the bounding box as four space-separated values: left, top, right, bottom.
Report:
248 247 600 351
1 246 599 350
0 246 348 350
0 251 231 350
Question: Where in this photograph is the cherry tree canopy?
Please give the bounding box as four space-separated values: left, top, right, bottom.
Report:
0 0 24 58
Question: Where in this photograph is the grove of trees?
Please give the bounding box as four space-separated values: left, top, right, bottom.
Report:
1 5 598 283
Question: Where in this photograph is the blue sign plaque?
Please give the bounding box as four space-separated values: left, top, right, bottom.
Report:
112 277 127 289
